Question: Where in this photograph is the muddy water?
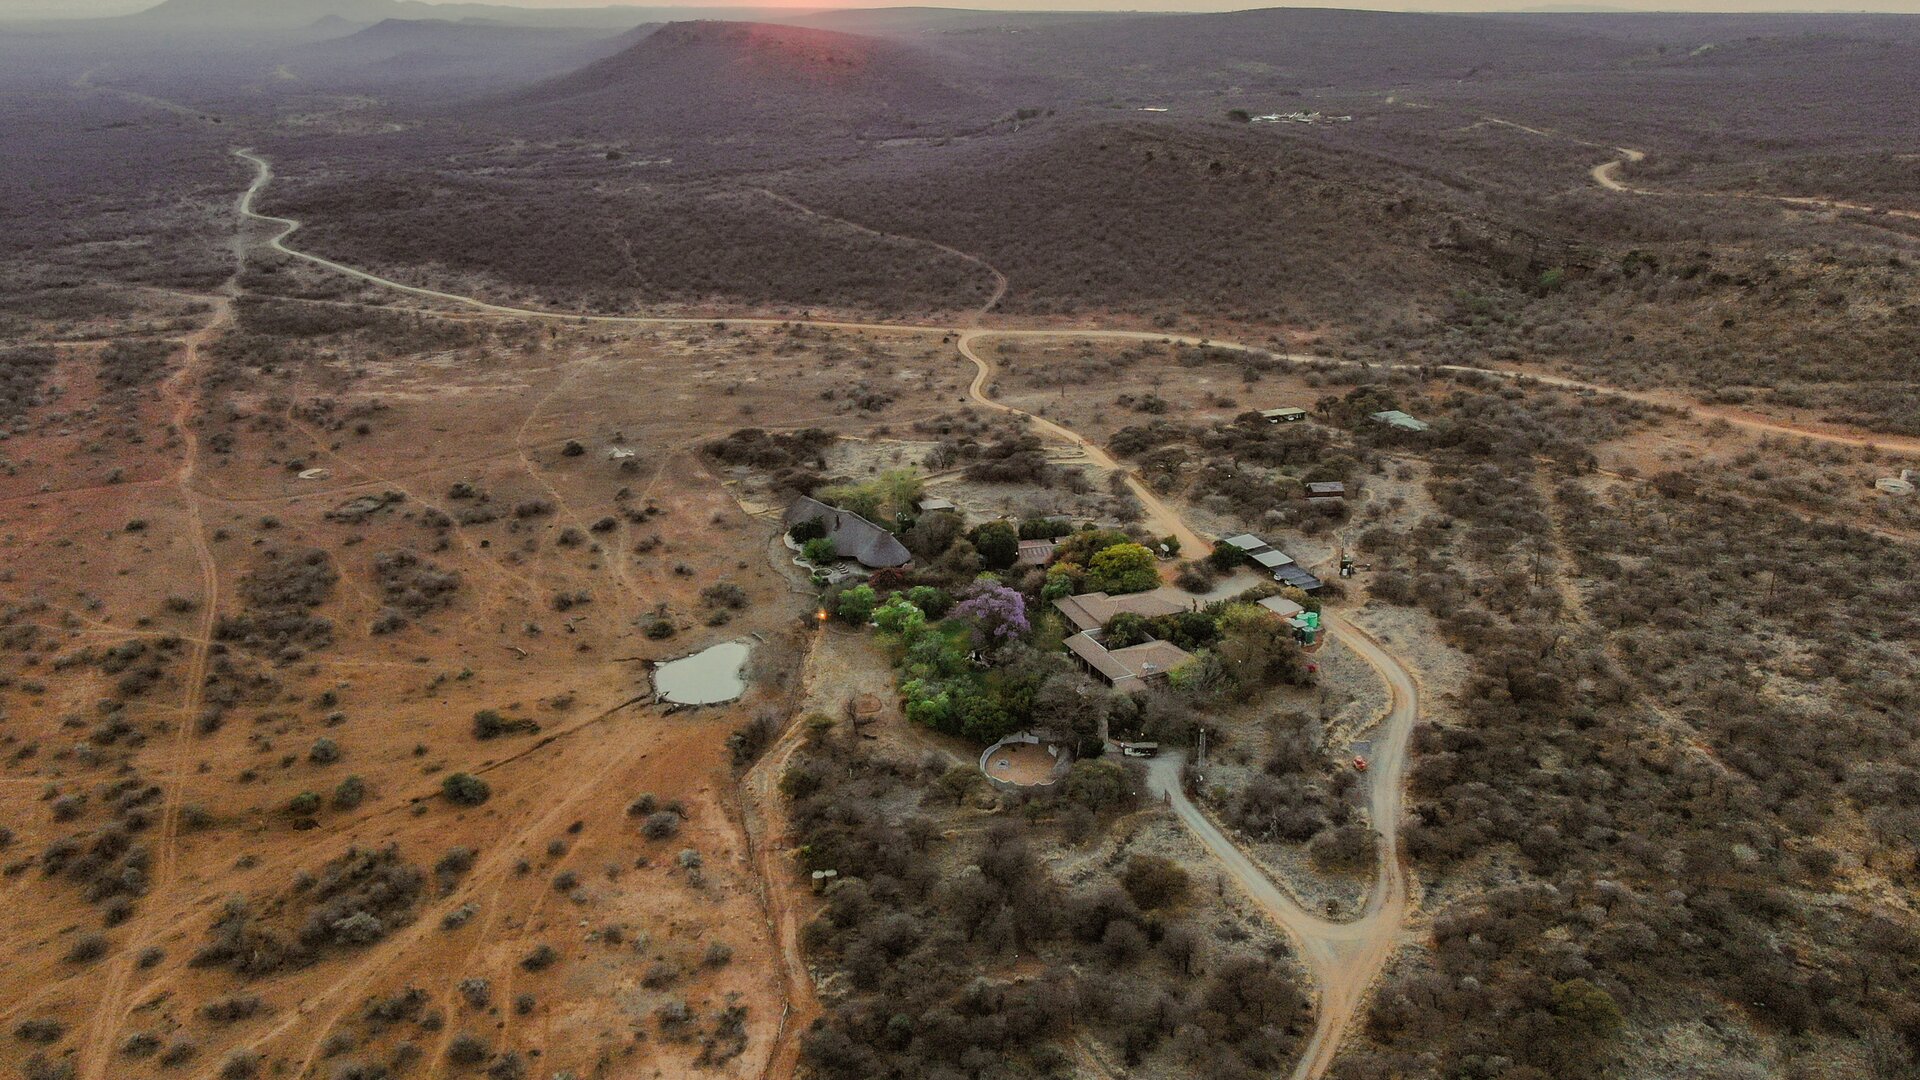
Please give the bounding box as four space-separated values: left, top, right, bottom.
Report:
653 641 750 705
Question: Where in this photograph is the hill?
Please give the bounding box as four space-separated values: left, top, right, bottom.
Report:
779 117 1530 327
924 7 1646 102
280 17 641 95
124 0 775 31
496 20 1000 156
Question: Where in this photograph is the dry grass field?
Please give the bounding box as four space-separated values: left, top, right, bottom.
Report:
0 297 984 1080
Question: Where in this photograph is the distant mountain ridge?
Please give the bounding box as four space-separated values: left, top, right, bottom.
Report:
281 16 646 92
497 20 998 151
126 0 786 31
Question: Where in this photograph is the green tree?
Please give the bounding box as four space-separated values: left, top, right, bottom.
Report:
1054 528 1133 568
818 469 924 525
835 584 878 624
871 595 926 638
905 585 952 619
1214 603 1309 696
1552 978 1625 1040
1208 541 1248 572
1103 611 1153 648
904 679 955 732
1063 759 1134 812
1085 543 1159 594
957 692 1021 743
801 537 837 566
969 520 1019 570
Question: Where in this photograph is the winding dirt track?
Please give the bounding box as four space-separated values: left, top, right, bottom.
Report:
1145 613 1418 1080
1594 142 1920 222
226 147 1911 1078
239 148 1920 457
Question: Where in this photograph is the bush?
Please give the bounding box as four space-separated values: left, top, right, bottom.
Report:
12 1019 64 1044
642 812 681 840
520 944 558 972
1121 855 1190 910
65 933 109 963
446 1033 488 1065
442 774 490 806
219 1050 262 1079
1308 823 1378 872
471 710 539 740
331 775 367 810
158 1038 198 1067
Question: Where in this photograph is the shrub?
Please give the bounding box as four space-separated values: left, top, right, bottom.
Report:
65 933 109 963
641 812 681 840
1121 855 1190 910
219 1050 262 1079
331 775 367 810
520 944 558 972
12 1019 64 1044
1308 823 1378 872
471 710 538 740
442 774 490 806
446 1033 488 1065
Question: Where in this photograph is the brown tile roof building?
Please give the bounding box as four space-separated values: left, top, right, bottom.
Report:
1052 591 1187 633
1064 631 1193 689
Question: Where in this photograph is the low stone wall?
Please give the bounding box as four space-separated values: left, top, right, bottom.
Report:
979 732 1074 792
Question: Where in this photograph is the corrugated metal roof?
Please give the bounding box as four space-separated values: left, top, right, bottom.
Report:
1273 565 1323 591
1258 595 1304 619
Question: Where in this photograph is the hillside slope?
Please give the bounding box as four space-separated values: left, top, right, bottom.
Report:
496 20 999 154
279 18 639 94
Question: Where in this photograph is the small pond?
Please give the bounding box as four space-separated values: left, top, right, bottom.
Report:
653 641 751 705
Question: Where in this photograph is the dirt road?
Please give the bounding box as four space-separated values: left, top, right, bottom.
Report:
1144 611 1417 1079
223 148 1911 1078
1593 143 1920 222
238 149 1920 458
1590 145 1647 192
955 330 1209 555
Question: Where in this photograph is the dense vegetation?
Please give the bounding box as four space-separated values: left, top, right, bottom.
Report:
1339 380 1920 1077
789 728 1313 1079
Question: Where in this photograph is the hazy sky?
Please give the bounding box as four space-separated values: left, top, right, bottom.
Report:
11 0 1920 18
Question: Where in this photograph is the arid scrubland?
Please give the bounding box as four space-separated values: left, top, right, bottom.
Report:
0 307 977 1080
1 5 1917 1078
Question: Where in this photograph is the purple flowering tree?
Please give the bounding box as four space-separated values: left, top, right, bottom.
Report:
951 581 1029 652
